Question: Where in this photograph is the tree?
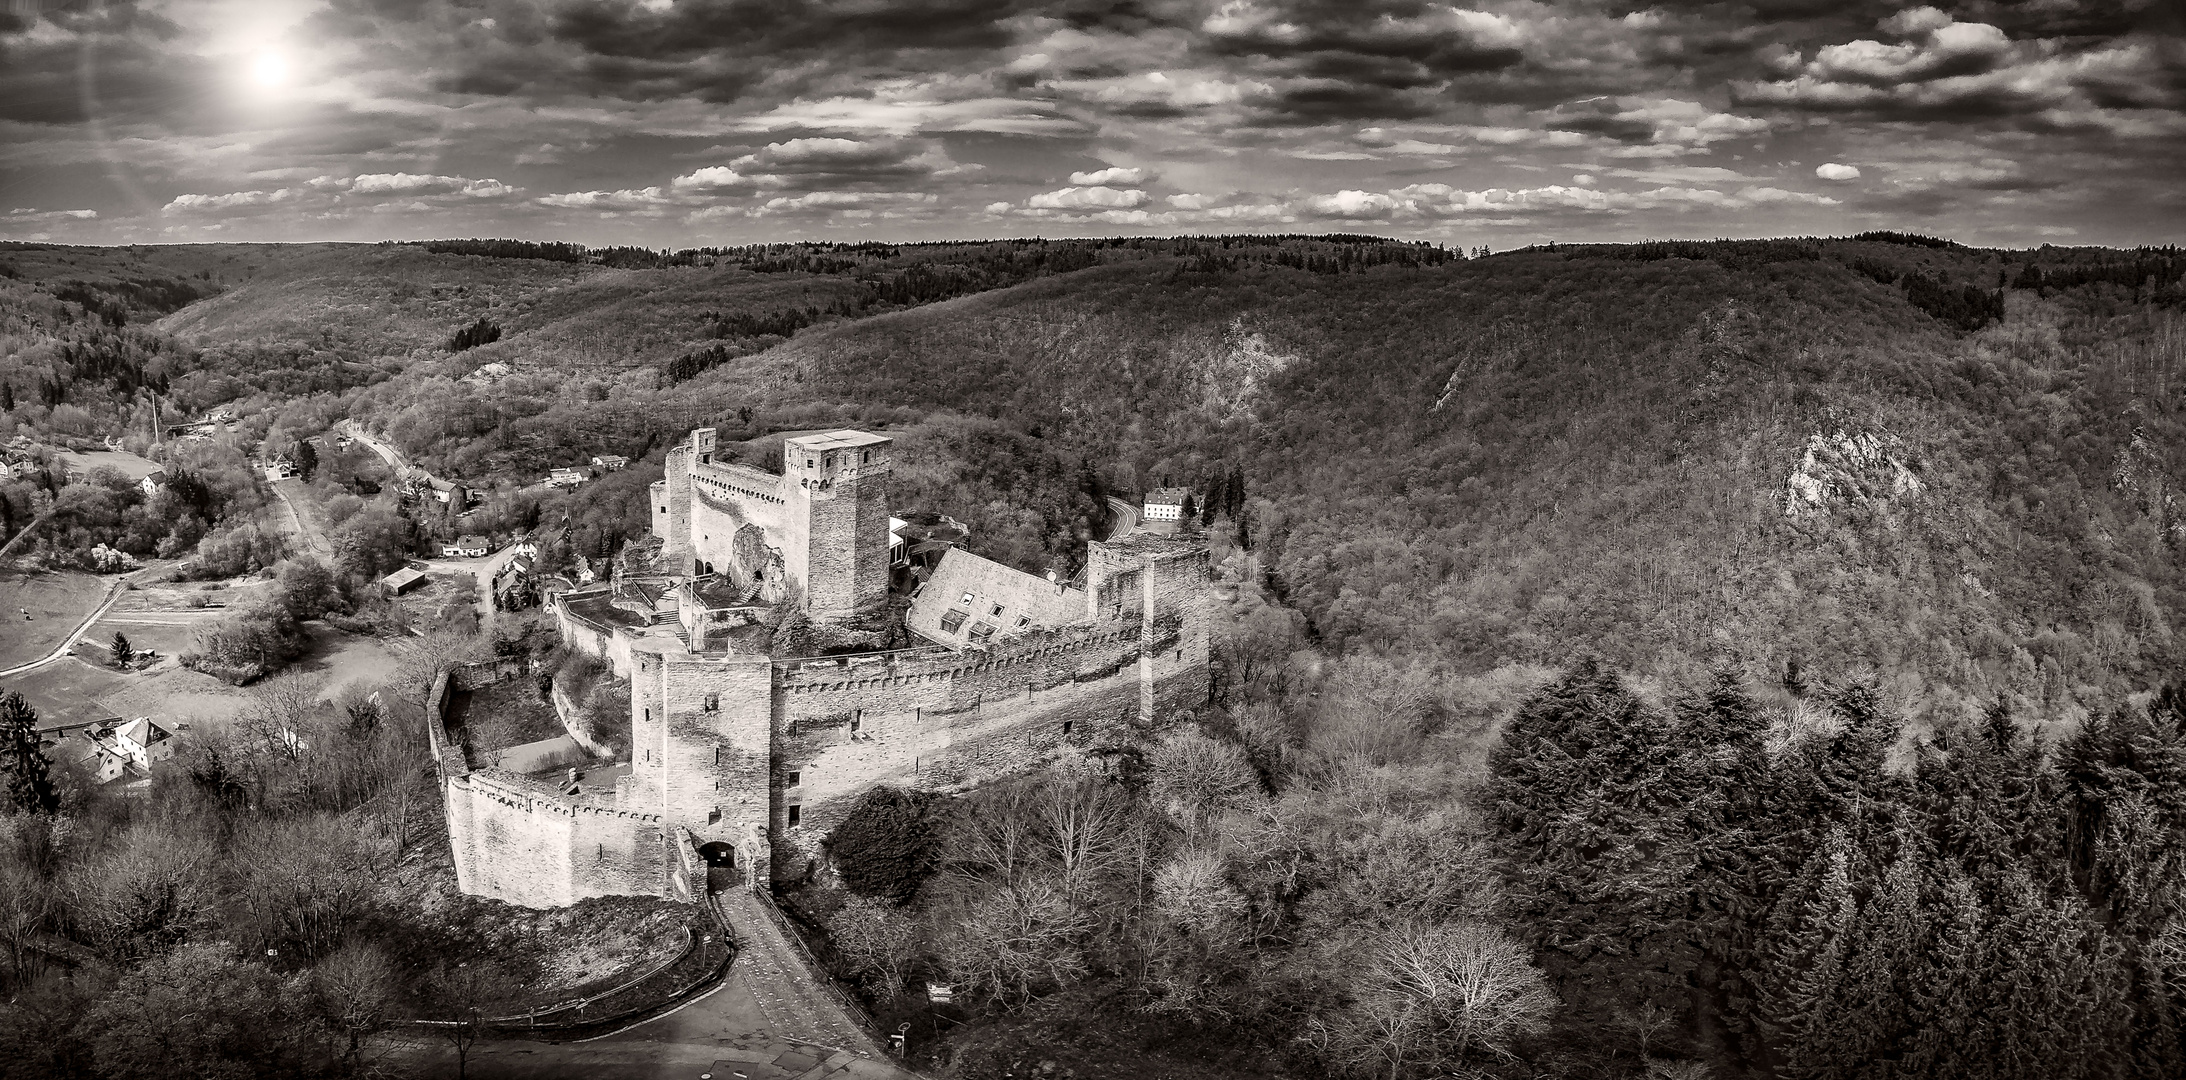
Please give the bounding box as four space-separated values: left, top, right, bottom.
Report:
307 941 402 1075
0 690 56 814
825 894 923 1000
76 940 329 1080
295 438 318 482
1145 729 1263 831
826 786 941 903
1308 920 1558 1078
111 630 134 668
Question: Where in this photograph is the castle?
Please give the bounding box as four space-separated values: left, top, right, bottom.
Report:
431 428 1215 907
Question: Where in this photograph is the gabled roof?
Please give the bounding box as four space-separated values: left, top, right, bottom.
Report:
454 534 490 549
114 717 175 747
1145 487 1192 507
382 567 426 589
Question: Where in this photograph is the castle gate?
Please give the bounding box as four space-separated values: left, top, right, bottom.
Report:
698 841 741 894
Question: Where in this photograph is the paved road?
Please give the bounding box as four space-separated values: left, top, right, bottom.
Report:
1104 495 1140 540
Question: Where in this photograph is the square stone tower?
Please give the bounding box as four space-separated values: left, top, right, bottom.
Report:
781 430 893 622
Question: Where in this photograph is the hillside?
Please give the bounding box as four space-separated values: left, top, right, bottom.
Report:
13 234 2186 723
666 238 2186 725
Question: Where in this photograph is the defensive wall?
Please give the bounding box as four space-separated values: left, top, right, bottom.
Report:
431 662 679 908
446 424 1219 908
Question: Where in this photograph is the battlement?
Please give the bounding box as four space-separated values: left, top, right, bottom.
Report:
777 624 1145 696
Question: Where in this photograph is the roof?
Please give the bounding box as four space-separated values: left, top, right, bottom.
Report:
784 429 890 451
905 547 1087 644
114 717 175 746
1145 487 1192 506
454 534 490 548
507 555 534 574
382 567 426 589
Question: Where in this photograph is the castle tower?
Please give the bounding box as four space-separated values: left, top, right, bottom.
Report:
624 640 775 889
781 430 893 622
659 428 715 574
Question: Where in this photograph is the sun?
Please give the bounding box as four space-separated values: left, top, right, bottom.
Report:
250 51 290 88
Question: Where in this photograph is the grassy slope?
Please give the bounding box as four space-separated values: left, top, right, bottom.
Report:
686 245 2185 724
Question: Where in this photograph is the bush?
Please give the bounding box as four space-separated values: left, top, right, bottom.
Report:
182 591 310 684
826 786 942 903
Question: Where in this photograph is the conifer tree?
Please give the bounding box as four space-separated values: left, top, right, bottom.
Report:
0 690 56 814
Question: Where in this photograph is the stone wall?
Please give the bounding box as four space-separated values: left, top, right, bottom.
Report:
435 661 668 908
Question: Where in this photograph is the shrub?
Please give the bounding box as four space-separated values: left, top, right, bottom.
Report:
826 786 942 903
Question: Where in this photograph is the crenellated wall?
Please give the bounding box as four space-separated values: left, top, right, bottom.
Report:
442 428 1219 908
433 663 671 909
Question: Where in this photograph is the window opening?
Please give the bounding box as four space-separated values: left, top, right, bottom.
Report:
787 770 801 787
787 805 801 827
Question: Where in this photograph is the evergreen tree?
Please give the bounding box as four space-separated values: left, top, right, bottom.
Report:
112 631 133 667
0 690 57 814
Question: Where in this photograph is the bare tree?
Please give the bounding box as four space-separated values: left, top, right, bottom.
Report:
309 941 403 1075
1036 777 1136 906
935 881 1096 1011
0 860 51 991
826 894 923 1000
1308 920 1557 1079
1145 730 1263 832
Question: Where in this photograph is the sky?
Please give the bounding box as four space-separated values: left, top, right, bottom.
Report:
1 0 2181 249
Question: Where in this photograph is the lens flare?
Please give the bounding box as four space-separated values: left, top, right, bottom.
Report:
251 51 289 88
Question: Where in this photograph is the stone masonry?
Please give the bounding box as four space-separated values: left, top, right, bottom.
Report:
440 428 1216 907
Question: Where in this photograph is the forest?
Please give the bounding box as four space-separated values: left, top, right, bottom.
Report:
5 234 2186 1078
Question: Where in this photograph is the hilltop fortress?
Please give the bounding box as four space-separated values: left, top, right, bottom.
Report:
431 428 1215 907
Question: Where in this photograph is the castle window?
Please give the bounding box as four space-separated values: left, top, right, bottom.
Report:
970 623 997 644
1016 615 1031 629
1062 720 1073 736
713 747 723 765
787 770 801 787
643 708 651 723
960 592 975 605
990 603 1004 618
861 451 870 463
703 692 720 713
709 807 722 824
940 609 969 633
787 805 801 827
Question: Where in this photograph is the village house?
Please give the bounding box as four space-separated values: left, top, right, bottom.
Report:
442 534 492 558
590 454 629 471
547 466 589 488
263 455 298 481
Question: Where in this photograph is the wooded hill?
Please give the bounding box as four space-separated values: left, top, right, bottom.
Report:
9 234 2186 724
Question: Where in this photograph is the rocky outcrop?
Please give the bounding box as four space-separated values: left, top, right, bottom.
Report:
1785 430 1925 518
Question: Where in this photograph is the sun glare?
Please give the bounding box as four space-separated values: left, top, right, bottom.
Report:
251 51 289 88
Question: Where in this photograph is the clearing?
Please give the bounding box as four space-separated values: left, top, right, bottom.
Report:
0 570 114 669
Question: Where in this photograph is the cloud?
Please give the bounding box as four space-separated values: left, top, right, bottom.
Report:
163 189 297 213
1070 166 1149 186
537 187 672 209
1027 186 1151 209
1815 162 1861 181
1544 97 1770 149
672 137 966 192
332 174 518 198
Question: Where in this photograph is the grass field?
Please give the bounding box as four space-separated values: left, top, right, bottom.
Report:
0 570 111 669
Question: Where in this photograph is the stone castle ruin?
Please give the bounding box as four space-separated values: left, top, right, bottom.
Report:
433 428 1215 907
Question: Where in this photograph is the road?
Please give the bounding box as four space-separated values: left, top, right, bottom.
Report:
338 419 408 474
392 890 913 1080
420 543 527 636
1104 495 1140 540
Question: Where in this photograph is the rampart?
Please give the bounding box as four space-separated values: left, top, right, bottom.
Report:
433 662 672 908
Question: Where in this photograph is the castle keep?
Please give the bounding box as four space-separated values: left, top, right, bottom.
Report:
434 428 1215 907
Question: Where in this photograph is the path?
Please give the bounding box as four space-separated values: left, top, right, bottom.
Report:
338 419 408 474
268 478 332 559
0 572 135 680
420 543 526 635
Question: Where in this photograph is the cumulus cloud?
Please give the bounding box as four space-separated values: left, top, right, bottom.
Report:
673 137 965 192
163 189 297 213
1027 186 1151 210
537 187 671 209
1070 167 1149 186
1816 163 1862 181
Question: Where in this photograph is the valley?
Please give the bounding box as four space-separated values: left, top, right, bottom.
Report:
3 234 2185 1080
